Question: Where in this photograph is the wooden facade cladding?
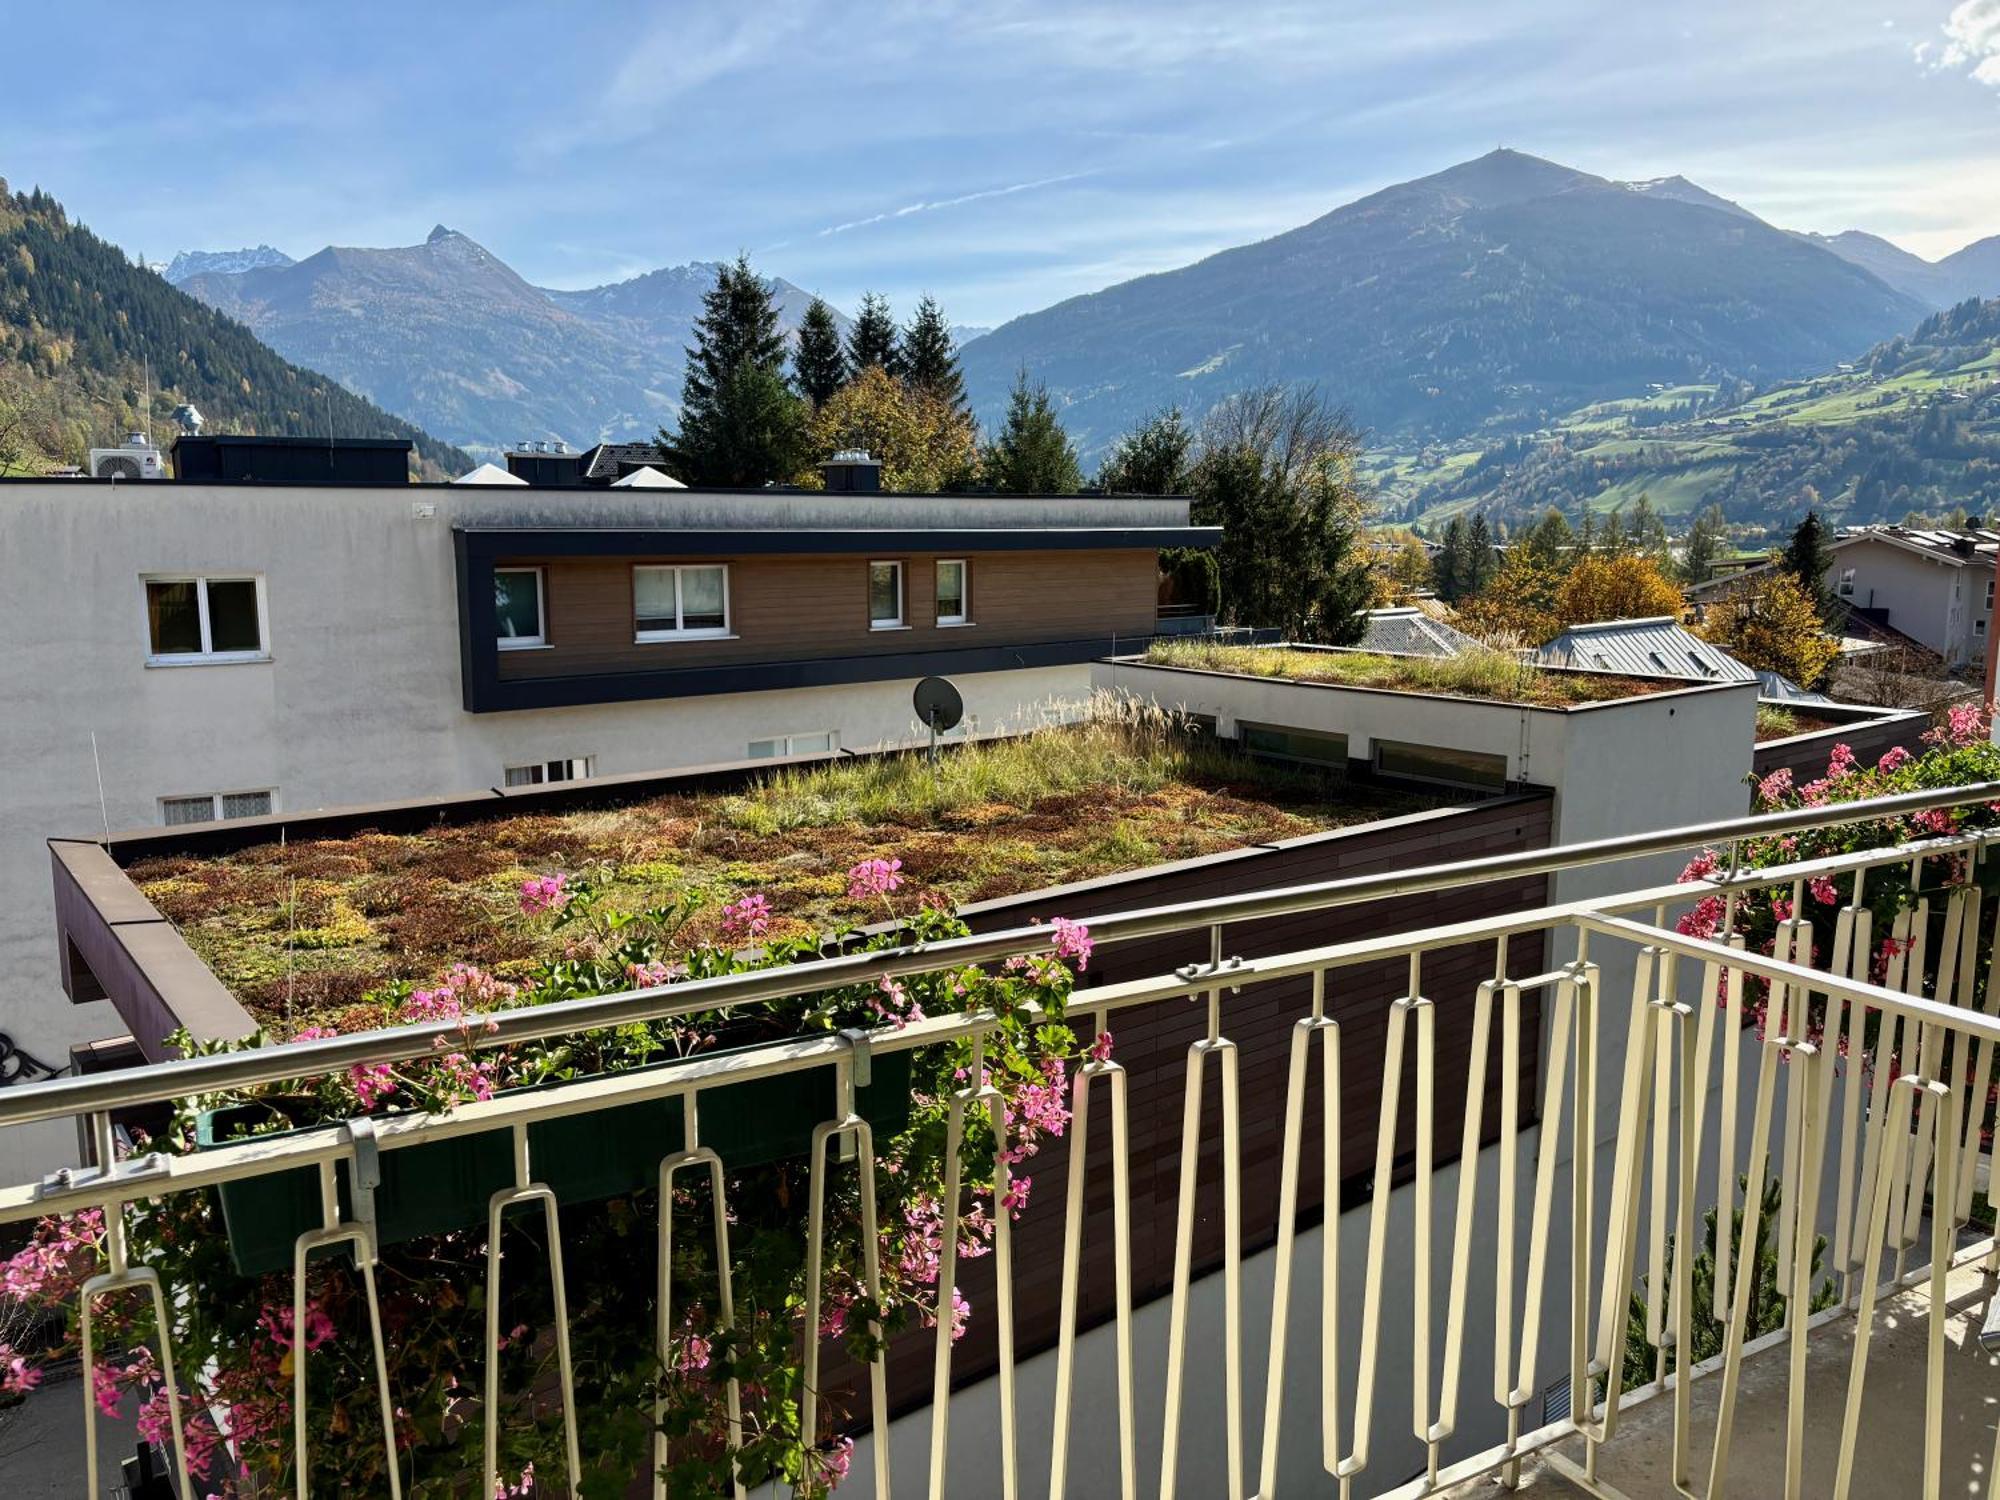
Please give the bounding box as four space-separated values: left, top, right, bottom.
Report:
493 548 1163 681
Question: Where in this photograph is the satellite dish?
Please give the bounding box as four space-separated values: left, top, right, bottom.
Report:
912 676 964 734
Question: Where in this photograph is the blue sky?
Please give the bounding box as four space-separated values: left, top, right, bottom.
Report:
7 1 2000 326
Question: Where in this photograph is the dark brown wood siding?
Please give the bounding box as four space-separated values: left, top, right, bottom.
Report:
495 549 1162 680
1751 710 1930 786
817 792 1557 1419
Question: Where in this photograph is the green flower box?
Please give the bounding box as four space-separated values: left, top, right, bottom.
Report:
196 1049 914 1277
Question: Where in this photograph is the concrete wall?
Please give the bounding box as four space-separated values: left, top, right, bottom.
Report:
0 481 1142 1180
1837 538 1982 666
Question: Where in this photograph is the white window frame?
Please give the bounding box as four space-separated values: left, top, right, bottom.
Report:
159 788 277 826
746 730 839 760
142 574 270 666
633 564 733 643
869 560 906 630
503 757 593 787
494 567 547 650
934 558 970 626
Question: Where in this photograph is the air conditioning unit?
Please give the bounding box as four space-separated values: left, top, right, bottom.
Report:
88 433 167 481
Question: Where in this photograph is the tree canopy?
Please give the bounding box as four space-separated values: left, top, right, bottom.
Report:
845 293 902 377
791 298 847 407
900 296 966 412
669 257 808 486
983 371 1083 494
799 365 976 493
1699 571 1840 688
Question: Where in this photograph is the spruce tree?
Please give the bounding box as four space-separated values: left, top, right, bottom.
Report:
1435 515 1470 601
901 295 966 412
669 256 808 486
1627 494 1671 562
1520 508 1576 568
1466 514 1498 595
983 371 1082 493
1782 510 1837 618
1098 409 1192 495
845 293 902 377
1680 504 1727 587
792 298 847 407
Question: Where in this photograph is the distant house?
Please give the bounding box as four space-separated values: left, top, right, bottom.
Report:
1826 526 1997 669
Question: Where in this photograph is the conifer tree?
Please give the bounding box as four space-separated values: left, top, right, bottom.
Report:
901 295 966 412
1435 515 1471 601
792 298 847 407
983 371 1082 493
1098 408 1193 495
669 256 808 486
1466 514 1498 595
1679 504 1727 587
845 293 902 377
1781 510 1838 619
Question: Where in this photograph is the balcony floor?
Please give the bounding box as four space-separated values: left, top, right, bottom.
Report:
1445 1260 2000 1499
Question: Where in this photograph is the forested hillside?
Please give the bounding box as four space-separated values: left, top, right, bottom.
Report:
0 182 469 477
1385 297 2000 535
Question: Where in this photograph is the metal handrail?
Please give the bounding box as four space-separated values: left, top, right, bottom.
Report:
1 779 1990 1131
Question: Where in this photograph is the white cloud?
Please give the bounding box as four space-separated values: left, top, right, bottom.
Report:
1933 0 2000 84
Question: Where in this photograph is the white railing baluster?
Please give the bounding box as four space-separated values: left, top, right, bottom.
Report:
79 1111 195 1500
291 1153 402 1500
1048 1005 1136 1500
655 1094 744 1500
1251 969 1339 1500
1158 939 1245 1500
482 1122 582 1498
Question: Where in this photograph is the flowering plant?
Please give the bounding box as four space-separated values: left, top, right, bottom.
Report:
1674 705 2000 1050
4 858 1101 1497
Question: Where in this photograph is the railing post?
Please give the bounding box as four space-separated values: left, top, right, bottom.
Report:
654 1093 743 1500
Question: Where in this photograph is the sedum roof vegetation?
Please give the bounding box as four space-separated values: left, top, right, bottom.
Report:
128 705 1440 1029
1139 639 1673 707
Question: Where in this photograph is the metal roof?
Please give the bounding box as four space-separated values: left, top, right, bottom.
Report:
1357 607 1478 658
1535 616 1757 683
1832 525 2000 566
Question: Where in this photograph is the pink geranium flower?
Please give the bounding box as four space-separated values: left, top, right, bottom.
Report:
518 872 569 916
846 857 903 900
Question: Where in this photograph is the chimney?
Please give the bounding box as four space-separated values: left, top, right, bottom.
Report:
818 449 883 494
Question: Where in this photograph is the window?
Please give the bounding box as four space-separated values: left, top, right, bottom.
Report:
869 561 904 629
935 559 969 625
1240 723 1349 770
1987 579 1995 609
504 758 592 787
1373 739 1508 792
1838 567 1857 598
494 568 545 649
144 575 266 662
634 565 730 640
160 789 274 826
747 731 837 759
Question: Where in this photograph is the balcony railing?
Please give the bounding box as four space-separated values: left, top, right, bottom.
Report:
5 784 2000 1497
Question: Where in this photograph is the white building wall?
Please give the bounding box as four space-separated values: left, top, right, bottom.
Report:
0 481 1129 1180
1836 539 1979 665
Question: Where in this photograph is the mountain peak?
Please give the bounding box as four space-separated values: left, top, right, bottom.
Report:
426 224 458 244
1620 174 1762 223
1399 149 1601 209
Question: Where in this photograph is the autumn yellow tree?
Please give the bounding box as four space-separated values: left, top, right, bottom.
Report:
1698 572 1841 688
1455 548 1567 643
1554 555 1685 626
1368 528 1434 606
796 365 978 492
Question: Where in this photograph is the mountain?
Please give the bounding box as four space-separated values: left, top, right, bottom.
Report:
163 245 294 284
539 263 841 382
1388 297 2000 533
181 232 839 454
1803 230 2000 310
957 149 1930 458
1620 175 1761 222
179 225 670 453
0 182 469 477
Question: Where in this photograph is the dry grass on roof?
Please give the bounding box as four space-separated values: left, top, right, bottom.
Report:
127 701 1441 1027
1140 639 1669 706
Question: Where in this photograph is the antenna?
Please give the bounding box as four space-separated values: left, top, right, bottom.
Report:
88 731 110 838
